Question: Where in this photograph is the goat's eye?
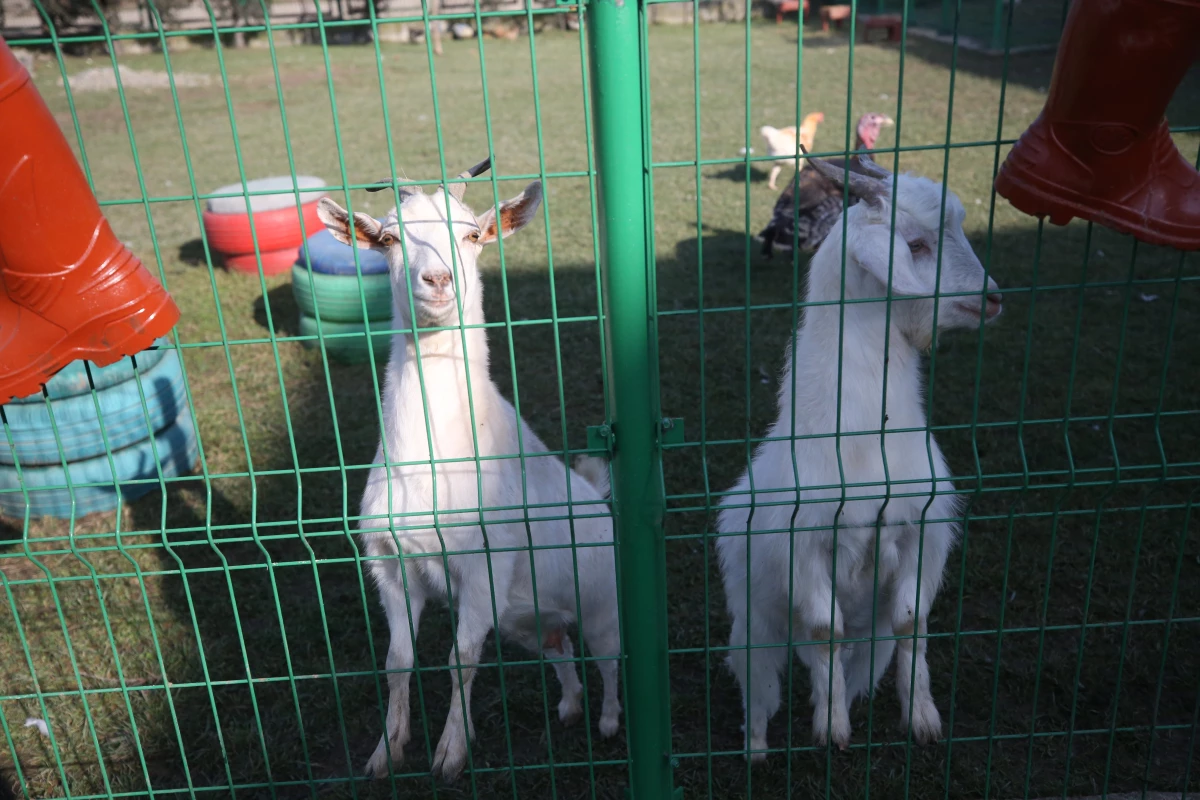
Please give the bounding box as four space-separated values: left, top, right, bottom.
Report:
908 240 927 255
379 233 395 248
465 230 481 244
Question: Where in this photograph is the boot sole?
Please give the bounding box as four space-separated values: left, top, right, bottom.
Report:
3 295 180 404
996 168 1200 252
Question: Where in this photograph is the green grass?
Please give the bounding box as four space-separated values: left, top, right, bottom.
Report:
3 16 1200 800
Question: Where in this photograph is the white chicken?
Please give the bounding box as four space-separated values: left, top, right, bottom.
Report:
740 112 826 190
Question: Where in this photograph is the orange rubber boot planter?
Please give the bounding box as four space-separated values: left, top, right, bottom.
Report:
994 0 1200 251
0 40 180 404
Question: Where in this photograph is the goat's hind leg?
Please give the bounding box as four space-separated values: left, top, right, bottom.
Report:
728 607 788 763
546 632 584 726
582 624 622 738
366 568 427 778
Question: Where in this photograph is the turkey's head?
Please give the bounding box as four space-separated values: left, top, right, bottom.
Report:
855 112 895 152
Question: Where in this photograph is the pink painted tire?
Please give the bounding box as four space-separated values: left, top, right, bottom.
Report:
202 199 324 276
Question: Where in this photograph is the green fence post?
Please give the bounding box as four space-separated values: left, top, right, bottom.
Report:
586 1 674 799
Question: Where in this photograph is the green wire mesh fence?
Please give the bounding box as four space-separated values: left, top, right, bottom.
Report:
2 0 1199 799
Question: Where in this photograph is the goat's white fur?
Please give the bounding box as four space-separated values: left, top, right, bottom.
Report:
716 160 1002 757
317 174 621 782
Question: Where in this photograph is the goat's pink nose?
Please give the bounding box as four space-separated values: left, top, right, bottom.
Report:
422 272 451 289
985 291 1003 318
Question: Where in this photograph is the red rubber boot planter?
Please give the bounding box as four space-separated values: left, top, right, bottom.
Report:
202 176 326 276
994 0 1200 251
0 40 180 405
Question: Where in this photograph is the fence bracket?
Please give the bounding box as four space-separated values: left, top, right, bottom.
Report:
659 417 684 446
587 423 615 455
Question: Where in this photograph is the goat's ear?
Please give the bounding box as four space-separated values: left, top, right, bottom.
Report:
317 197 383 249
849 226 926 297
476 182 543 245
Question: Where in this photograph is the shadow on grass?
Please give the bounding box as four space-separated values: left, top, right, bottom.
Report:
7 222 1193 799
129 258 639 799
177 239 210 268
899 28 1200 121
709 163 773 185
254 284 302 338
655 223 1200 800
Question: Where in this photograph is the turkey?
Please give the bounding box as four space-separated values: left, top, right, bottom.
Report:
740 112 826 190
756 112 894 257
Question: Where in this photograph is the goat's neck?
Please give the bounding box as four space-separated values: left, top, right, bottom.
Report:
783 241 925 436
379 304 495 461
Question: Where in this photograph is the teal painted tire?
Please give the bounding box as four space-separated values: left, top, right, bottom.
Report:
2 351 186 466
0 409 199 519
298 314 392 364
8 340 170 403
290 265 393 323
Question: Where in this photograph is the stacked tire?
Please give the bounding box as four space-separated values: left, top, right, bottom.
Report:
203 176 327 275
0 341 199 519
292 225 393 364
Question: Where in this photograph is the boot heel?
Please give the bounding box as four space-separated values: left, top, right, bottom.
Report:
995 169 1075 227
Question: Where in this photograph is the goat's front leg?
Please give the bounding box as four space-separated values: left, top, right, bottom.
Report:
794 544 850 750
891 521 953 745
432 554 513 781
365 561 427 778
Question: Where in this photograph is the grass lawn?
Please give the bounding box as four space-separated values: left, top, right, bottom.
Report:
3 15 1200 800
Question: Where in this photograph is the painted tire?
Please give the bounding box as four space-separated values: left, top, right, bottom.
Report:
297 226 389 276
298 314 391 364
290 266 393 323
8 340 169 403
203 200 324 274
225 247 301 276
2 351 186 466
0 408 199 519
206 175 326 214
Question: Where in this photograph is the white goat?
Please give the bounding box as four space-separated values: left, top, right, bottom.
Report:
316 160 622 782
716 156 1002 756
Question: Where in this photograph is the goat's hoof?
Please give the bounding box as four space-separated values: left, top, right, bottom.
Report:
599 713 620 738
364 738 402 779
813 716 851 751
906 702 942 745
432 732 468 782
745 734 768 764
558 697 583 726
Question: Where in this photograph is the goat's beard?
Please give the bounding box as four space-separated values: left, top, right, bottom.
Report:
413 307 458 330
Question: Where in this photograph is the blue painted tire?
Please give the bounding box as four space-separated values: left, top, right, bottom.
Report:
297 227 389 276
298 314 391 364
0 409 199 519
7 340 170 403
290 265 393 323
2 351 186 466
